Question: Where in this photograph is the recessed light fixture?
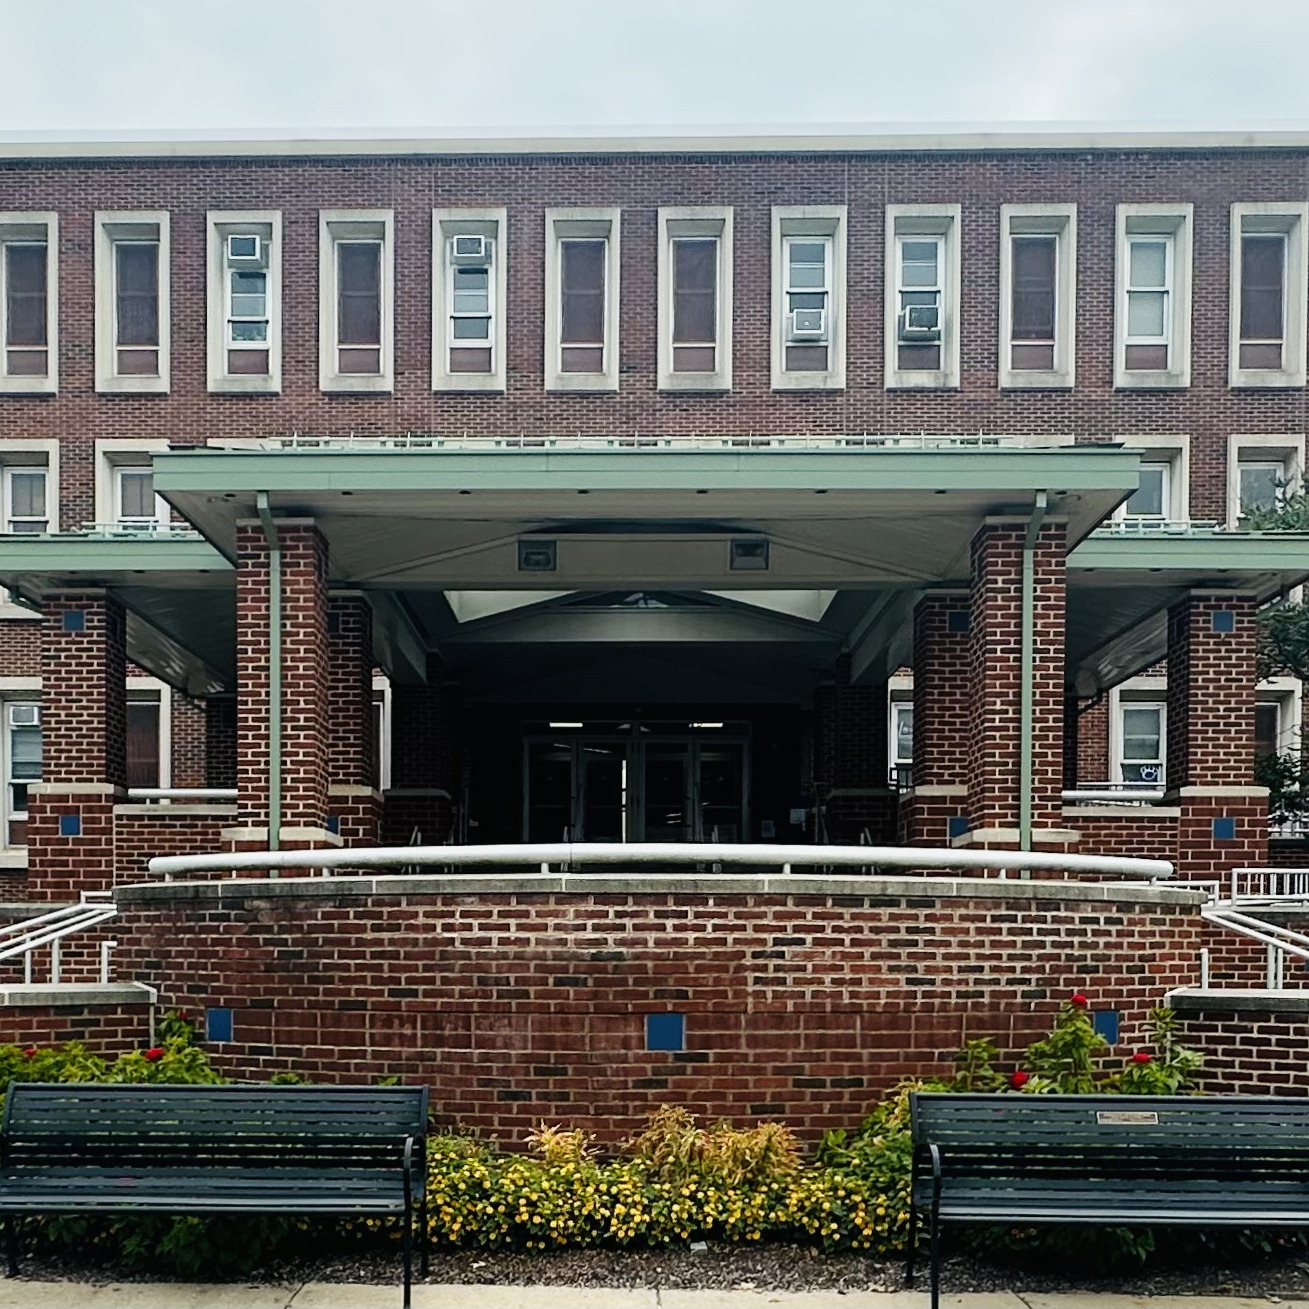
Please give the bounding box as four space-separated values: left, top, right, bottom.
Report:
549 721 584 729
690 721 724 729
729 539 769 571
519 540 557 572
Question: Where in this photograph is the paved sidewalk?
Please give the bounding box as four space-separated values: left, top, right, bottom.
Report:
0 1284 1302 1309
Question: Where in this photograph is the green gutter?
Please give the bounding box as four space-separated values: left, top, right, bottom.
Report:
255 493 281 855
1019 490 1048 856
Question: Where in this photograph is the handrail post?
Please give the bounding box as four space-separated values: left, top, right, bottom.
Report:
50 938 60 985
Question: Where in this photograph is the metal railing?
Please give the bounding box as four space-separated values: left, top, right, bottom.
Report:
0 892 119 984
1200 867 1309 989
210 432 1031 454
1062 784 1166 806
147 841 1175 882
1091 518 1220 537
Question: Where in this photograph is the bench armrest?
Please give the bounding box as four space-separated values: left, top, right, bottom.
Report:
929 1142 943 1209
403 1135 421 1204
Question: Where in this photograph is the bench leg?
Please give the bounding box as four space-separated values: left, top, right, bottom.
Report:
928 1205 941 1309
402 1193 413 1309
5 1216 18 1278
904 1200 916 1287
419 1186 429 1277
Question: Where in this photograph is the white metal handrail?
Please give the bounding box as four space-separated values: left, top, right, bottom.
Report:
1062 788 1166 805
0 893 119 984
1200 867 1309 989
147 841 1174 882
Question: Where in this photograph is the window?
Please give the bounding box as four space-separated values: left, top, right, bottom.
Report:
1115 205 1192 389
3 702 39 848
319 210 394 392
0 213 57 393
658 206 732 392
885 205 960 389
372 674 392 792
1227 435 1305 528
433 209 506 392
207 212 281 393
94 212 169 393
1255 700 1282 762
3 468 47 533
1229 202 1308 388
1255 679 1300 770
1117 702 1165 786
125 680 169 792
999 204 1076 389
771 206 846 390
890 700 913 785
114 465 168 526
544 208 620 392
1124 462 1171 519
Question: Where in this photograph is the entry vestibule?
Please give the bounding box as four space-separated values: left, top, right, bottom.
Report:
524 722 749 843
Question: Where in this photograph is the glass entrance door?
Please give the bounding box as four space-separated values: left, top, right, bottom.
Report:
579 743 626 842
696 744 744 842
642 749 691 841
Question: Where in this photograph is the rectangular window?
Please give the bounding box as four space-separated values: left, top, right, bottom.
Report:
890 700 913 785
4 702 40 848
1239 233 1286 370
114 465 167 526
560 239 607 373
1239 459 1286 518
433 209 506 392
1116 205 1192 389
126 699 161 790
1255 701 1282 761
1118 703 1164 786
1230 202 1308 388
999 204 1076 388
207 213 281 393
658 206 732 392
1227 435 1304 528
885 205 960 389
95 212 169 393
1124 462 1171 519
0 214 57 392
545 208 620 392
3 468 47 533
772 208 846 390
319 210 393 393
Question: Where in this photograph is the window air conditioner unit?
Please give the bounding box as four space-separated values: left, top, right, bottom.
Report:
226 234 263 262
899 303 941 341
788 307 826 339
450 234 490 264
8 704 38 728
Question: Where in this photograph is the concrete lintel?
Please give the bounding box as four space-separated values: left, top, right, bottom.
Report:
113 804 238 817
952 827 1081 847
114 873 1207 908
219 825 345 847
30 783 124 798
1165 785 1270 799
1168 987 1309 1014
0 982 156 1008
328 785 384 799
1063 805 1183 818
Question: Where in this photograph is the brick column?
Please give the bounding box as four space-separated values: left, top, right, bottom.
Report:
1165 592 1268 878
230 520 335 850
963 519 1073 849
327 594 381 847
27 593 126 899
814 655 895 845
902 591 970 846
382 682 463 845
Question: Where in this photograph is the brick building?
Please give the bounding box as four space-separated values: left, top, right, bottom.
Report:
0 128 1305 1125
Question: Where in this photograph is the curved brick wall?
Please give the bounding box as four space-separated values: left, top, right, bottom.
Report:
113 874 1205 1139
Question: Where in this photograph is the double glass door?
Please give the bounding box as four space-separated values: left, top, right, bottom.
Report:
525 729 747 843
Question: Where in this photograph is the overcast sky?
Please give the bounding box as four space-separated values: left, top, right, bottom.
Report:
2 0 1307 136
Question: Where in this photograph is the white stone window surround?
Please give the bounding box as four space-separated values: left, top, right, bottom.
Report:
0 212 58 395
206 210 282 394
0 680 40 863
1229 201 1309 390
433 207 508 394
127 675 172 791
1226 432 1305 528
1114 203 1193 391
998 203 1076 391
1113 434 1192 523
657 205 733 393
770 205 846 391
884 203 961 391
94 211 170 395
93 439 172 528
887 671 913 783
318 208 395 394
543 206 622 393
434 206 505 390
373 673 392 792
1108 677 1168 789
0 439 59 534
1257 676 1302 761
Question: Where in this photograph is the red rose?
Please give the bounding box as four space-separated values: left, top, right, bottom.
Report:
22 1047 36 1060
1010 1070 1030 1089
1131 1051 1152 1064
143 1047 165 1062
1070 993 1089 1007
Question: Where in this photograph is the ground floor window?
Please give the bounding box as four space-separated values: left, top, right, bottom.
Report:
4 702 40 847
1115 700 1165 786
